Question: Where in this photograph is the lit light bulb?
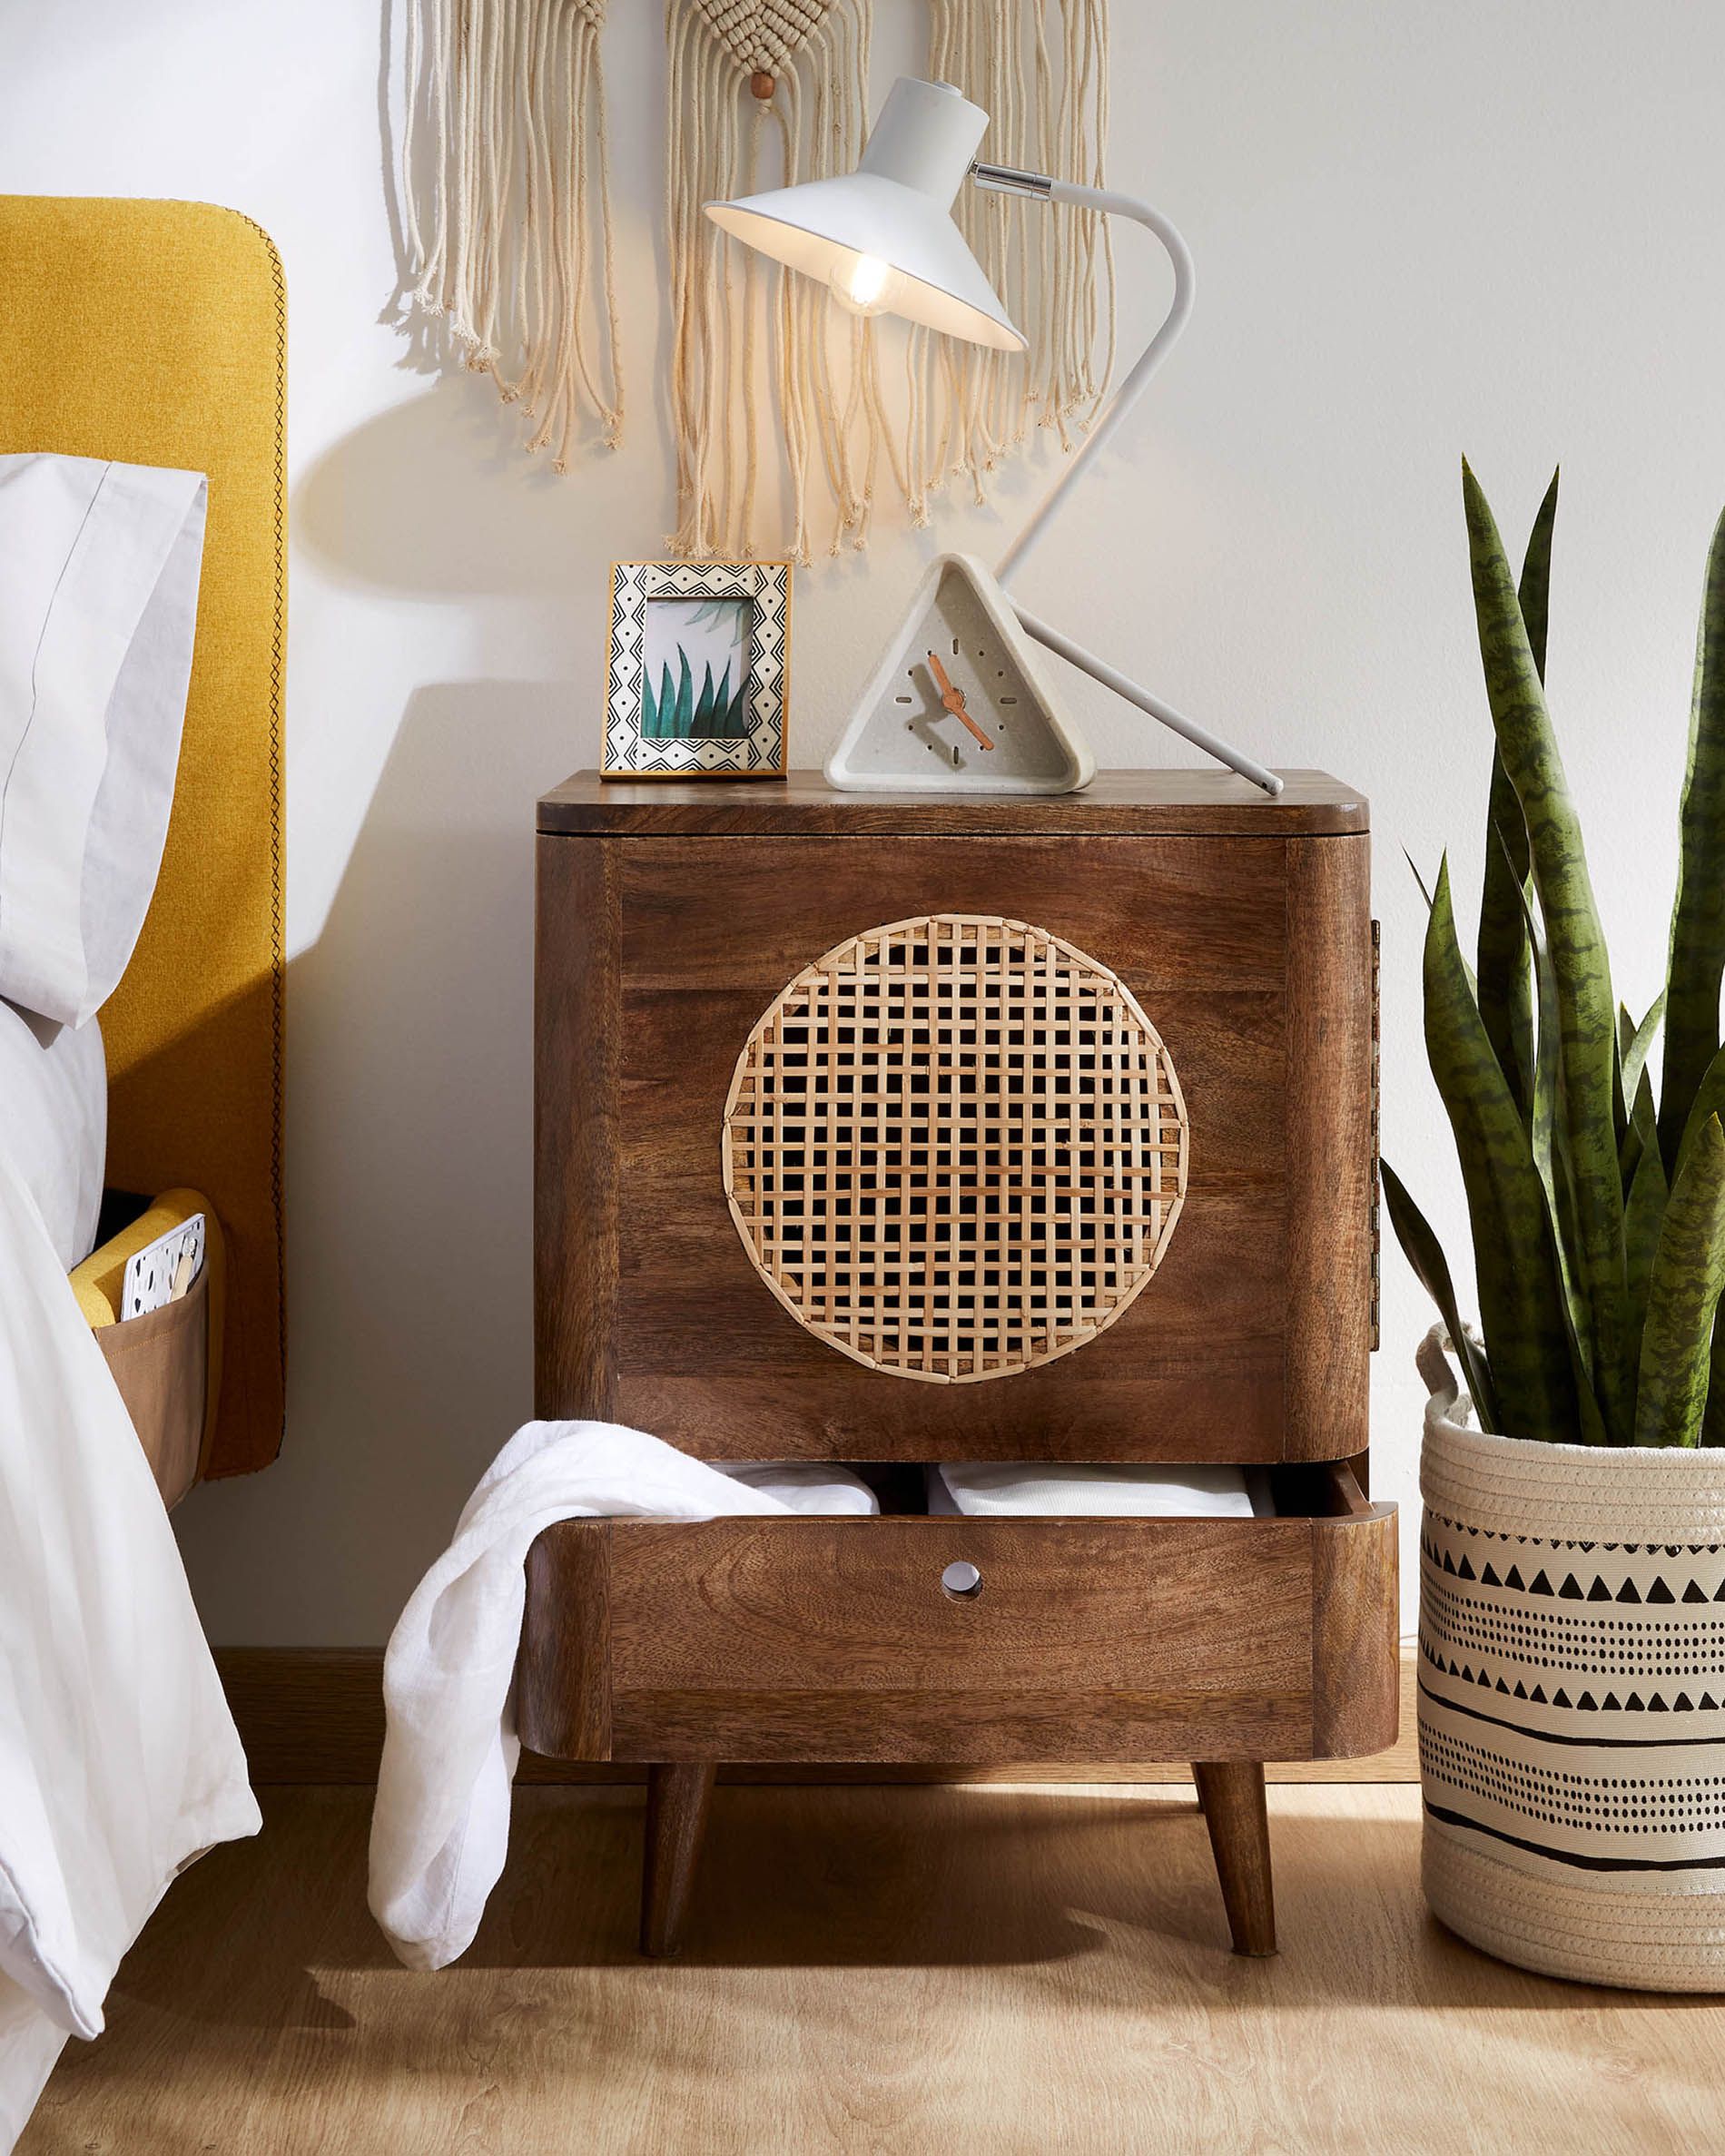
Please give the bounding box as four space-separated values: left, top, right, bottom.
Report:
828 251 896 318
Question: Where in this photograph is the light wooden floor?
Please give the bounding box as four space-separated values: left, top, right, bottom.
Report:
23 1784 1720 2155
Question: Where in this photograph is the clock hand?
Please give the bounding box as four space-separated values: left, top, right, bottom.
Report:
925 651 996 752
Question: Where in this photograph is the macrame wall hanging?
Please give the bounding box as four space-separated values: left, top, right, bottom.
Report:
921 0 1115 508
398 0 1113 556
665 0 881 562
400 0 625 467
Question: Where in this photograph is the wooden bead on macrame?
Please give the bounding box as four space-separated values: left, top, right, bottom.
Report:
750 71 774 98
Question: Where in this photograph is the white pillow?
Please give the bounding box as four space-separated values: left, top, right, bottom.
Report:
0 453 207 1029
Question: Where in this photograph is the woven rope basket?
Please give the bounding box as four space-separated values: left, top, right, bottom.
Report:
721 913 1188 1383
1418 1329 1725 1991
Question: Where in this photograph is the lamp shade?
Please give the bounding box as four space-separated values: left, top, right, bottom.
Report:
705 77 1025 352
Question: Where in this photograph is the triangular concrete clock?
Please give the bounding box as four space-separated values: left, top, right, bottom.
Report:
825 553 1095 793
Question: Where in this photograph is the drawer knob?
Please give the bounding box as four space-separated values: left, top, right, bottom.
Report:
941 1560 982 1600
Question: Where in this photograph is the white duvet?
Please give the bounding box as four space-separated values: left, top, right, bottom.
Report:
0 1147 259 2149
0 999 105 1272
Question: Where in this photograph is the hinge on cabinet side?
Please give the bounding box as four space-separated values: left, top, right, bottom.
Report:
1369 917 1381 1353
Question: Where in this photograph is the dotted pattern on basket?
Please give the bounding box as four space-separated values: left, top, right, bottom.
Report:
1422 1725 1725 1835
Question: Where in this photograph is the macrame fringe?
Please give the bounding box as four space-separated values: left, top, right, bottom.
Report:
667 0 885 563
921 0 1116 518
671 0 1114 558
402 0 624 468
399 0 1112 544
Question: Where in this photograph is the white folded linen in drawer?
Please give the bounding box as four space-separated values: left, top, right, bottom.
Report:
713 1461 879 1514
928 1462 1262 1518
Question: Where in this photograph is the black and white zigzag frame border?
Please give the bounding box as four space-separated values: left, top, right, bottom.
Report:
602 558 792 780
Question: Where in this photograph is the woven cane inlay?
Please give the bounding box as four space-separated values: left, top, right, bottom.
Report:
721 914 1188 1383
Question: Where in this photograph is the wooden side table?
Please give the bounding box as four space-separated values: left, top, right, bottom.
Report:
521 771 1396 1955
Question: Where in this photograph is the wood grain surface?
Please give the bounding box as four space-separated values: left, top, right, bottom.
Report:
535 835 619 1423
516 1501 1397 1767
215 1646 1423 1786
27 1782 1720 2156
1282 832 1375 1462
536 827 1375 1463
1193 1760 1277 1954
538 766 1371 835
639 1763 715 1956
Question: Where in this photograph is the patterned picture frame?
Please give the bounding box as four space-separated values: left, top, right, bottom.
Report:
601 559 792 780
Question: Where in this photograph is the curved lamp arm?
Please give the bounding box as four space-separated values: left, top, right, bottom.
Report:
988 177 1196 583
971 164 1282 797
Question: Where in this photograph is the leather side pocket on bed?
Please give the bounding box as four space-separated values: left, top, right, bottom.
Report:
92 1264 211 1510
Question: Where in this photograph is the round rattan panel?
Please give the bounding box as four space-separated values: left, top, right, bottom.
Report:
721 914 1188 1383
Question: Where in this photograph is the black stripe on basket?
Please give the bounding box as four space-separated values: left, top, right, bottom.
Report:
1419 1681 1725 1751
1424 1803 1725 1874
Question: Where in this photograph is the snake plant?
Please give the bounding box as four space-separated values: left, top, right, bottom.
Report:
1386 464 1725 1445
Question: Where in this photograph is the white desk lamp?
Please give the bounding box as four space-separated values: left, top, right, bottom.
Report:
707 75 1281 797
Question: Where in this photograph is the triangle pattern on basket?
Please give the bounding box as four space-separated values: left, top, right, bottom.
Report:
1418 1638 1725 1717
1420 1524 1725 1604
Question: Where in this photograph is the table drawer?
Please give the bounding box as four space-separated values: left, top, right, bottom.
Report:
518 1469 1396 1766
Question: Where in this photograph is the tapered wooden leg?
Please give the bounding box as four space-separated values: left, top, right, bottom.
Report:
1192 1762 1276 1956
640 1764 715 1957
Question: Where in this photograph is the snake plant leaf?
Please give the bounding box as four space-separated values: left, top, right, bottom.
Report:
1636 1113 1725 1446
1509 862 1609 1437
1618 1006 1641 1181
1659 510 1725 1170
1464 461 1630 1440
1624 1058 1659 1179
1381 1161 1500 1431
1624 1127 1668 1377
1478 780 1533 1117
1612 998 1665 1157
1671 1039 1725 1186
1517 468 1560 681
1622 998 1665 1127
1423 854 1581 1441
1475 471 1555 1121
1507 858 1563 1228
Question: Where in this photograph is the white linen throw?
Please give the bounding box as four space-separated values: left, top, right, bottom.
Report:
368 1423 873 1971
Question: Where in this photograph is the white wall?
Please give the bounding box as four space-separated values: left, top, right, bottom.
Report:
3 1 1721 1641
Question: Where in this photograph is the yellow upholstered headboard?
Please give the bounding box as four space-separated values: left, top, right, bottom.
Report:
0 197 286 1478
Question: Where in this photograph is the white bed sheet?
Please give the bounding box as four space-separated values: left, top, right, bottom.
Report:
0 1146 259 2149
0 1000 104 1273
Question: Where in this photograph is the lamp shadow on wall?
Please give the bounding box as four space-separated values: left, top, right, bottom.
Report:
301 674 567 1565
293 373 599 596
176 675 575 1637
187 390 624 1634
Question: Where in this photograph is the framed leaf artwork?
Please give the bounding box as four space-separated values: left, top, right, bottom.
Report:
601 560 792 780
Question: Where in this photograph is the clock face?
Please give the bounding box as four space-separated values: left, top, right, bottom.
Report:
827 555 1091 793
911 633 1034 774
